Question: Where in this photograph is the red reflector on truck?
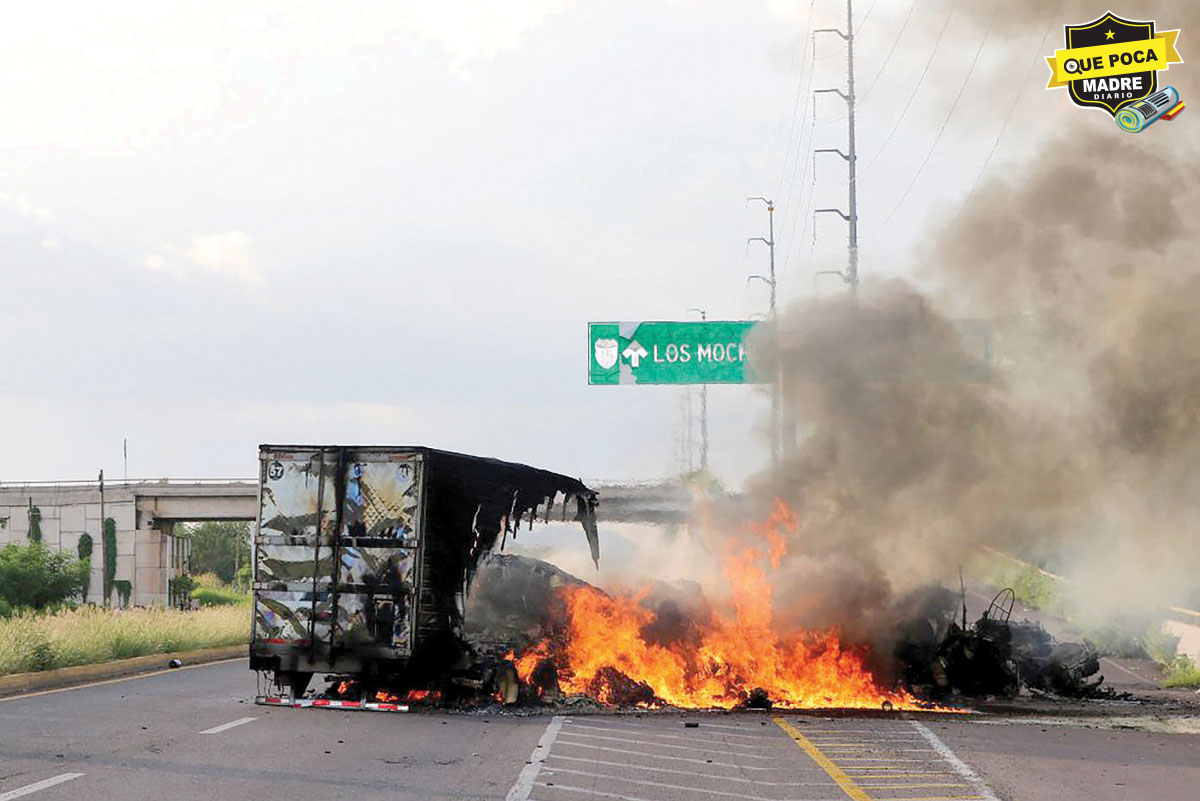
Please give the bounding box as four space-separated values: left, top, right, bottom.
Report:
255 696 410 713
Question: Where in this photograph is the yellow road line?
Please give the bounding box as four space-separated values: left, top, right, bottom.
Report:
773 716 873 801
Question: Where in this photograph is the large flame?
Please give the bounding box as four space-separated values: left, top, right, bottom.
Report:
513 499 942 710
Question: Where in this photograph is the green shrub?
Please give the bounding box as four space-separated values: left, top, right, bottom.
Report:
168 575 197 608
1140 627 1180 664
0 543 88 609
102 518 117 604
234 564 252 591
192 586 250 607
76 533 93 599
1163 654 1200 688
1011 566 1058 610
27 505 42 544
112 580 132 608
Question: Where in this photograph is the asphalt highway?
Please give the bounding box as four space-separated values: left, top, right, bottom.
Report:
1 660 1197 801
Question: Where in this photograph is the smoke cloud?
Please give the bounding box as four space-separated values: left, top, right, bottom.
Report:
745 0 1200 645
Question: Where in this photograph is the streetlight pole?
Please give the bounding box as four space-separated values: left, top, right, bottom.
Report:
98 469 105 607
687 307 709 472
747 197 780 468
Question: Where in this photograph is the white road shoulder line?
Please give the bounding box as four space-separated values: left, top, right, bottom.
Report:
568 722 785 747
558 730 779 757
546 753 826 785
0 773 85 801
543 766 829 801
910 721 1000 801
551 738 793 770
199 716 257 734
536 781 842 801
505 714 564 801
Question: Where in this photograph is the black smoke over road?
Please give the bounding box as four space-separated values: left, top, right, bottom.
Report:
745 0 1200 642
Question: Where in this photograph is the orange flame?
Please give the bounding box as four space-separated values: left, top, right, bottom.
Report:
508 641 552 684
516 499 951 711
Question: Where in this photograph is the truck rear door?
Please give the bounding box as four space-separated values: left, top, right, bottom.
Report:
253 448 339 647
329 451 423 658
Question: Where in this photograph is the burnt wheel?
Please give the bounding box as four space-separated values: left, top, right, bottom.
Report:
494 661 520 706
276 670 312 699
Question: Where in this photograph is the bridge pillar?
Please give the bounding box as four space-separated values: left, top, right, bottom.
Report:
134 522 170 607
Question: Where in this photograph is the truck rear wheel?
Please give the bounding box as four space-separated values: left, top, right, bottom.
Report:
276 670 313 699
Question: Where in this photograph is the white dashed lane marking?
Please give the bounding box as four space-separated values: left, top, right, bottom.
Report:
0 773 85 801
198 716 257 734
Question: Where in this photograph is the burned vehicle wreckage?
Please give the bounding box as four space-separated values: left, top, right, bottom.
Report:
249 445 598 703
896 588 1105 700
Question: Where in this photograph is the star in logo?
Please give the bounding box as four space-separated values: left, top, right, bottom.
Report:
1104 29 1115 40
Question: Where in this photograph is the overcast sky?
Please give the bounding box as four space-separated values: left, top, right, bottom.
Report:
0 0 1082 486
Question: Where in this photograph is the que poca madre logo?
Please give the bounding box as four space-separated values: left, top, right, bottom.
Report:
1046 11 1184 132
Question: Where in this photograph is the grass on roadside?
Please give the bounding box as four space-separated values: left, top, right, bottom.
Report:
970 551 1068 614
192 586 251 607
1162 655 1200 688
0 604 249 676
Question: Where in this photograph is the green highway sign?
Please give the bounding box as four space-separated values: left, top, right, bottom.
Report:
588 321 762 385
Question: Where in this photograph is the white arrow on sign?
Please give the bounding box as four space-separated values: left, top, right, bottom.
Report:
622 341 648 368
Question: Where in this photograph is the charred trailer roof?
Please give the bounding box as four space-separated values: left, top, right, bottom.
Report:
250 445 598 688
410 448 599 675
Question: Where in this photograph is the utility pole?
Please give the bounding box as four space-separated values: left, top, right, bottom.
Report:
687 308 709 472
747 197 780 468
98 469 105 606
684 390 694 473
814 0 859 294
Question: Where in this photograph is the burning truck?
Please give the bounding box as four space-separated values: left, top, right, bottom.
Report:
249 445 598 705
250 445 1101 712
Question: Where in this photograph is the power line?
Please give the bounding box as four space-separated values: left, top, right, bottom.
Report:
877 0 1000 228
858 2 955 174
772 0 818 200
954 0 1065 216
778 25 819 270
781 109 818 277
860 0 920 100
856 0 883 32
767 2 812 187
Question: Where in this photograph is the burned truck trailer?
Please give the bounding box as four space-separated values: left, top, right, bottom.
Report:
249 445 598 698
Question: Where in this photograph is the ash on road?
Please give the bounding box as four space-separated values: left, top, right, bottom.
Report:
0 660 1196 801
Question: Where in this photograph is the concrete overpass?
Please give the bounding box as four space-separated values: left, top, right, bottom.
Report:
0 477 695 607
0 479 257 606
